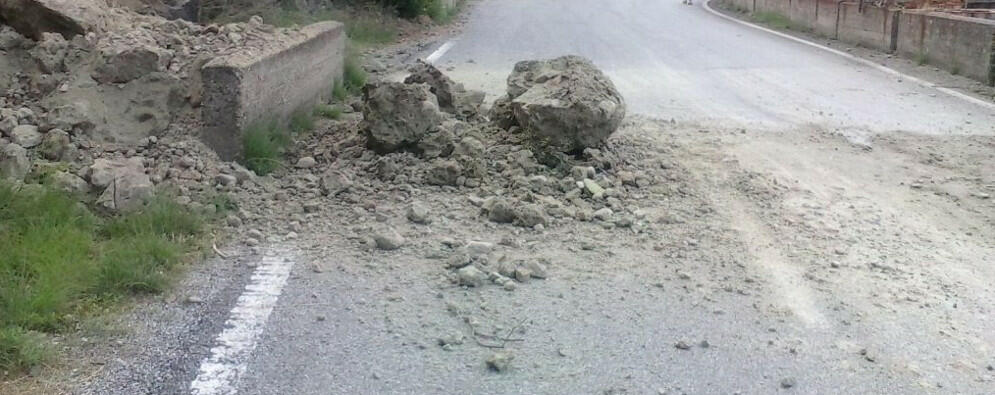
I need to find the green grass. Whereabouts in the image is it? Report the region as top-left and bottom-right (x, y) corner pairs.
(331, 80), (349, 102)
(427, 1), (457, 24)
(343, 48), (368, 95)
(289, 110), (315, 135)
(240, 121), (290, 176)
(347, 15), (398, 46)
(752, 11), (800, 31)
(314, 104), (343, 120)
(0, 184), (204, 374)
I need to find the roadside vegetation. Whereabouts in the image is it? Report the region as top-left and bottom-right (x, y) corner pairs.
(751, 11), (807, 32)
(0, 184), (214, 375)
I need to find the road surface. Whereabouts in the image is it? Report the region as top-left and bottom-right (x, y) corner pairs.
(77, 1), (995, 394)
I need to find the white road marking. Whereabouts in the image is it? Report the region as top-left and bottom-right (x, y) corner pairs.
(702, 0), (995, 111)
(425, 41), (455, 64)
(190, 249), (296, 395)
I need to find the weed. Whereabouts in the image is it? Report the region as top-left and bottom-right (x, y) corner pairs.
(0, 327), (48, 375)
(951, 64), (961, 75)
(289, 110), (315, 134)
(240, 121), (289, 176)
(343, 49), (368, 95)
(314, 104), (343, 120)
(332, 80), (349, 102)
(916, 52), (929, 66)
(347, 15), (398, 45)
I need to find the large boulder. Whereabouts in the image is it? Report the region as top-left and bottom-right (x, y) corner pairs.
(0, 0), (111, 40)
(499, 56), (625, 153)
(92, 43), (173, 84)
(404, 60), (485, 120)
(361, 82), (445, 154)
(89, 157), (154, 211)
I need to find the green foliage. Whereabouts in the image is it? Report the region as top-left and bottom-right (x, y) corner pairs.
(0, 184), (204, 374)
(343, 50), (368, 94)
(0, 327), (48, 375)
(289, 110), (315, 134)
(241, 121), (290, 176)
(314, 104), (343, 120)
(331, 80), (349, 102)
(752, 11), (801, 31)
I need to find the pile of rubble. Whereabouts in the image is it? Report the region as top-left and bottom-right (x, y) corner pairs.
(0, 0), (327, 213)
(287, 55), (654, 290)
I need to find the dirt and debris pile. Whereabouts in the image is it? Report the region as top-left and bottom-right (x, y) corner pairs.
(490, 55), (626, 153)
(0, 0), (112, 40)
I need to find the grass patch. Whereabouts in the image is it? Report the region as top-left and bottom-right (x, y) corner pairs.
(427, 0), (457, 24)
(752, 11), (798, 31)
(289, 110), (315, 135)
(240, 121), (290, 176)
(343, 49), (368, 95)
(314, 104), (343, 120)
(347, 15), (398, 46)
(0, 184), (204, 375)
(331, 79), (349, 102)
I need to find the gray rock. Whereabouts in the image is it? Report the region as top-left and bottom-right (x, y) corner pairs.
(215, 174), (237, 187)
(453, 136), (485, 157)
(594, 207), (614, 221)
(486, 352), (514, 372)
(404, 60), (485, 120)
(457, 265), (486, 287)
(247, 229), (264, 240)
(373, 228), (405, 251)
(89, 157), (146, 189)
(514, 204), (547, 227)
(0, 114), (17, 136)
(362, 82), (444, 154)
(0, 144), (30, 181)
(406, 202), (432, 224)
(320, 170), (353, 196)
(231, 163), (255, 183)
(28, 32), (68, 73)
(50, 171), (89, 194)
(506, 56), (625, 152)
(11, 125), (42, 148)
(465, 241), (495, 257)
(96, 166), (154, 211)
(780, 377), (797, 389)
(295, 156), (317, 169)
(488, 199), (517, 224)
(425, 159), (461, 186)
(583, 178), (605, 198)
(39, 128), (72, 160)
(0, 0), (107, 40)
(44, 102), (95, 133)
(488, 95), (516, 129)
(93, 44), (172, 84)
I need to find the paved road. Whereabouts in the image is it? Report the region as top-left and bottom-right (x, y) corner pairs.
(131, 1), (995, 394)
(438, 0), (995, 135)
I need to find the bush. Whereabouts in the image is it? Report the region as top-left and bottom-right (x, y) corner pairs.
(314, 104), (343, 120)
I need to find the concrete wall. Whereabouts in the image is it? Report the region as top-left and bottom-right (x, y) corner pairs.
(718, 0), (995, 85)
(897, 11), (995, 85)
(201, 21), (345, 160)
(836, 3), (897, 51)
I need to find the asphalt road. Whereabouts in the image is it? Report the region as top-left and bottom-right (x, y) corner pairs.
(141, 1), (995, 394)
(438, 0), (995, 135)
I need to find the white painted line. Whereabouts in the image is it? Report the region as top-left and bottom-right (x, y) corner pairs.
(190, 249), (296, 395)
(701, 0), (995, 111)
(425, 40), (455, 64)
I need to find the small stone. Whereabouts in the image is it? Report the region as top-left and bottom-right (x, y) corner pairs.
(699, 340), (710, 348)
(583, 178), (605, 198)
(373, 228), (405, 250)
(10, 125), (42, 148)
(674, 341), (692, 350)
(457, 265), (486, 287)
(593, 207), (614, 221)
(303, 201), (321, 213)
(514, 267), (533, 283)
(215, 174), (237, 187)
(488, 199), (517, 223)
(226, 215), (243, 227)
(780, 377), (796, 389)
(296, 156), (317, 169)
(465, 241), (495, 257)
(406, 202), (432, 224)
(247, 229), (264, 240)
(425, 159), (461, 186)
(486, 352), (513, 372)
(245, 237), (260, 246)
(185, 296), (204, 304)
(437, 333), (465, 347)
(39, 129), (72, 160)
(503, 281), (517, 291)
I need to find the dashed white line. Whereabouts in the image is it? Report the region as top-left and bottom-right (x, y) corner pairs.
(425, 40), (455, 64)
(701, 0), (995, 111)
(190, 248), (296, 395)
